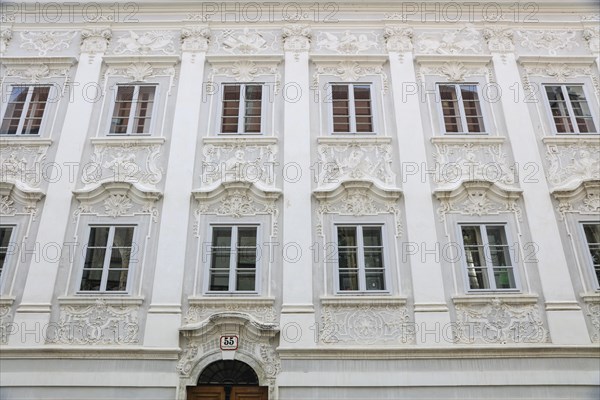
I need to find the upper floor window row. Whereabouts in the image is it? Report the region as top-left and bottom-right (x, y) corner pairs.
(543, 85), (596, 134)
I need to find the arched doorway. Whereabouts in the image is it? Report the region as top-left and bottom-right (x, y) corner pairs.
(187, 360), (268, 400)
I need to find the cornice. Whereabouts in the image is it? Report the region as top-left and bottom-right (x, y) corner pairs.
(518, 55), (597, 65)
(0, 347), (180, 360)
(430, 135), (506, 145)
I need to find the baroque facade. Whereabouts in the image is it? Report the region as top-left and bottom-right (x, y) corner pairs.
(0, 1), (599, 399)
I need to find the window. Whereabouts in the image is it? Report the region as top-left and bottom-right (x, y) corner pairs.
(336, 225), (386, 292)
(221, 84), (263, 134)
(110, 85), (156, 134)
(1, 86), (51, 135)
(460, 224), (516, 290)
(438, 84), (485, 133)
(544, 85), (596, 134)
(330, 84), (374, 134)
(80, 226), (135, 292)
(583, 223), (600, 287)
(0, 226), (14, 277)
(208, 226), (258, 292)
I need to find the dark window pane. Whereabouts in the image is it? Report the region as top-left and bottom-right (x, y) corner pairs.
(339, 270), (359, 291)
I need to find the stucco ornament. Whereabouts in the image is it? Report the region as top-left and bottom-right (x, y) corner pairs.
(416, 26), (483, 54)
(316, 31), (380, 54)
(0, 304), (13, 344)
(181, 26), (211, 52)
(281, 24), (311, 52)
(545, 143), (600, 190)
(0, 26), (12, 53)
(218, 28), (271, 54)
(586, 302), (600, 343)
(454, 298), (549, 344)
(80, 27), (112, 53)
(517, 30), (579, 56)
(47, 299), (139, 345)
(483, 27), (515, 53)
(383, 26), (413, 52)
(1, 143), (51, 190)
(583, 27), (599, 53)
(113, 31), (176, 54)
(20, 31), (76, 55)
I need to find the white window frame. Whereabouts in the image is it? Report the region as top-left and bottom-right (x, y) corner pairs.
(436, 83), (487, 135)
(333, 224), (389, 294)
(458, 223), (520, 292)
(328, 83), (376, 135)
(108, 84), (158, 135)
(77, 225), (136, 294)
(205, 224), (261, 294)
(580, 222), (600, 290)
(219, 83), (265, 135)
(542, 84), (598, 135)
(0, 85), (52, 136)
(0, 225), (15, 282)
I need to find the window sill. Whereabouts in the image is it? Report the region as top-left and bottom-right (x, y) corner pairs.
(430, 135), (505, 145)
(188, 296), (275, 307)
(581, 292), (600, 304)
(58, 295), (144, 306)
(452, 293), (538, 306)
(204, 136), (277, 145)
(321, 295), (406, 307)
(318, 136), (391, 144)
(542, 135), (600, 145)
(91, 136), (166, 145)
(0, 137), (52, 146)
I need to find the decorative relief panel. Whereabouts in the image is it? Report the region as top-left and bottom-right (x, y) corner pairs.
(194, 182), (280, 237)
(3, 59), (73, 84)
(431, 140), (516, 189)
(585, 299), (600, 343)
(1, 25), (13, 53)
(552, 180), (600, 219)
(1, 140), (51, 191)
(73, 182), (161, 223)
(454, 298), (549, 344)
(111, 31), (176, 55)
(583, 27), (599, 53)
(434, 181), (522, 222)
(414, 26), (484, 54)
(319, 302), (415, 345)
(315, 31), (381, 54)
(46, 299), (140, 345)
(516, 30), (579, 56)
(200, 139), (278, 191)
(212, 29), (279, 54)
(208, 61), (281, 93)
(19, 31), (77, 56)
(184, 300), (277, 325)
(80, 27), (112, 54)
(417, 61), (491, 82)
(312, 60), (389, 93)
(80, 139), (165, 192)
(314, 181), (403, 237)
(545, 142), (600, 191)
(281, 24), (311, 52)
(315, 139), (396, 190)
(106, 60), (177, 83)
(0, 302), (13, 345)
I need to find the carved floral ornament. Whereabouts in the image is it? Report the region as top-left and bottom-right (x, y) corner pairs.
(516, 30), (579, 56)
(112, 30), (176, 55)
(434, 180), (523, 222)
(0, 182), (44, 218)
(105, 60), (177, 83)
(544, 141), (600, 191)
(3, 59), (73, 84)
(316, 30), (381, 54)
(281, 24), (311, 52)
(483, 27), (514, 53)
(312, 60), (389, 93)
(193, 182), (281, 237)
(80, 27), (112, 53)
(417, 60), (491, 83)
(552, 180), (600, 219)
(181, 25), (211, 52)
(177, 313), (279, 400)
(415, 26), (483, 55)
(314, 181), (403, 237)
(20, 31), (77, 56)
(72, 182), (161, 223)
(583, 27), (600, 53)
(46, 299), (140, 345)
(0, 26), (12, 53)
(208, 60), (281, 93)
(383, 26), (414, 52)
(453, 297), (549, 344)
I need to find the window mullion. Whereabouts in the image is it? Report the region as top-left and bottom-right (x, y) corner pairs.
(100, 227), (116, 292)
(357, 226), (366, 291)
(230, 227), (238, 292)
(126, 86), (140, 135)
(238, 85), (246, 134)
(562, 85), (579, 134)
(456, 85), (469, 134)
(480, 225), (496, 290)
(349, 85), (357, 133)
(16, 86), (34, 135)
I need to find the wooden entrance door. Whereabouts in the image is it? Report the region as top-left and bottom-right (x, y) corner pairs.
(187, 386), (267, 400)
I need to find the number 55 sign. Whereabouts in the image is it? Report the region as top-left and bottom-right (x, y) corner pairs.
(220, 335), (239, 351)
